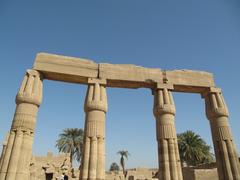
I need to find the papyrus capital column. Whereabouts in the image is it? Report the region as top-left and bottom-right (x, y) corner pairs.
(0, 70), (43, 180)
(203, 87), (240, 180)
(81, 78), (107, 180)
(153, 83), (182, 180)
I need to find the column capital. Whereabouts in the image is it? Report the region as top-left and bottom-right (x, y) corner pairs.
(153, 87), (176, 116)
(84, 83), (108, 112)
(203, 87), (229, 119)
(16, 69), (43, 106)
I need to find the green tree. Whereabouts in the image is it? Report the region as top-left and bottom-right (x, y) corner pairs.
(117, 150), (130, 177)
(110, 162), (120, 172)
(56, 128), (84, 166)
(177, 130), (214, 166)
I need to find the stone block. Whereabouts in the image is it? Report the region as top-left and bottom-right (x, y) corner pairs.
(166, 70), (215, 93)
(33, 53), (98, 84)
(32, 53), (215, 93)
(99, 63), (163, 88)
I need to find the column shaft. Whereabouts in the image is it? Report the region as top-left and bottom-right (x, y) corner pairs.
(89, 137), (98, 179)
(204, 89), (240, 180)
(0, 132), (15, 180)
(153, 86), (183, 180)
(162, 139), (170, 180)
(81, 137), (90, 180)
(97, 137), (105, 180)
(0, 70), (42, 180)
(174, 139), (183, 180)
(16, 131), (33, 179)
(169, 139), (178, 180)
(5, 130), (23, 180)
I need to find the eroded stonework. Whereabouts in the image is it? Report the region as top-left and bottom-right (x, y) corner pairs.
(30, 152), (74, 180)
(0, 53), (239, 180)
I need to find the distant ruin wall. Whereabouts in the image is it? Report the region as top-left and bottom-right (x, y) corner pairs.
(182, 167), (218, 180)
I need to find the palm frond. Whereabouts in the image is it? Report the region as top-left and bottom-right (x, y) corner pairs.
(56, 128), (84, 166)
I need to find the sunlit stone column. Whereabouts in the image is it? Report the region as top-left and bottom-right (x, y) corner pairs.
(0, 70), (43, 180)
(203, 87), (240, 180)
(153, 84), (183, 180)
(80, 78), (107, 180)
(0, 133), (9, 169)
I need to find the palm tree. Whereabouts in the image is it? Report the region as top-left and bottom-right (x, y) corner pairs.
(117, 150), (130, 177)
(177, 130), (214, 166)
(56, 128), (84, 166)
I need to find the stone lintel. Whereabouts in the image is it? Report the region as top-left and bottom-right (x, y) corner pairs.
(33, 53), (98, 84)
(33, 53), (216, 93)
(99, 63), (163, 89)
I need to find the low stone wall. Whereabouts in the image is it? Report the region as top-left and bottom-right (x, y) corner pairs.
(194, 169), (218, 180)
(106, 167), (158, 180)
(30, 152), (78, 180)
(182, 165), (218, 180)
(29, 151), (220, 180)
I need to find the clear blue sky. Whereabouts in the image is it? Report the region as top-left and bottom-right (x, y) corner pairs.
(0, 0), (240, 169)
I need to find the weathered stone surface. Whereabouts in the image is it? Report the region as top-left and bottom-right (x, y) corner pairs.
(33, 53), (98, 84)
(153, 87), (183, 180)
(166, 70), (215, 93)
(182, 166), (218, 180)
(30, 152), (73, 180)
(0, 133), (9, 170)
(204, 90), (240, 180)
(81, 79), (107, 180)
(0, 70), (43, 180)
(2, 52), (239, 180)
(33, 53), (215, 92)
(99, 63), (163, 88)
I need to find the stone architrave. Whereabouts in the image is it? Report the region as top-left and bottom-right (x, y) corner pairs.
(153, 83), (183, 180)
(80, 78), (108, 180)
(204, 87), (240, 180)
(0, 70), (43, 180)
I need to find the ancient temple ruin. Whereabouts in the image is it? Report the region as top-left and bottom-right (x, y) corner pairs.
(0, 53), (239, 180)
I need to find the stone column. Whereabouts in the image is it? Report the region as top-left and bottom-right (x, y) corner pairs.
(203, 87), (240, 180)
(0, 70), (43, 180)
(0, 133), (9, 169)
(80, 78), (107, 180)
(153, 84), (183, 180)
